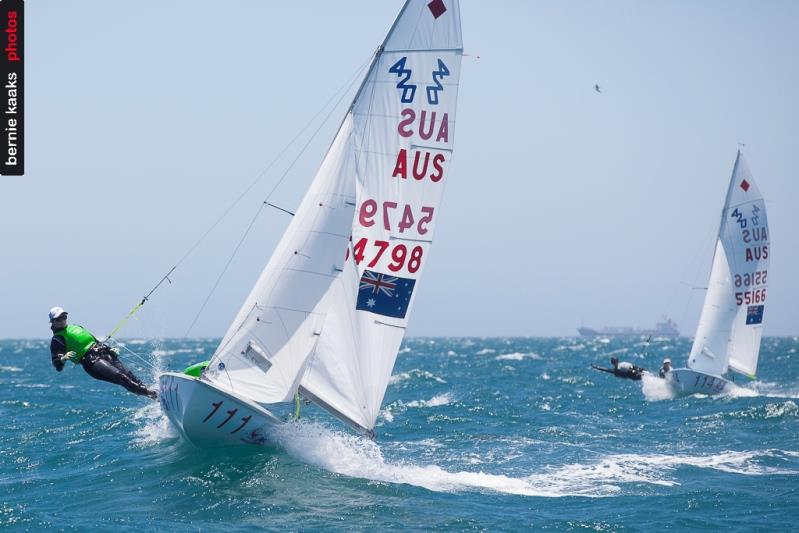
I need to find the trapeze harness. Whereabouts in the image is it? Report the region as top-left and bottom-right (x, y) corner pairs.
(53, 325), (156, 399)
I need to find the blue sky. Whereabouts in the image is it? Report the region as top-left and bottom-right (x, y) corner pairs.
(3, 1), (797, 338)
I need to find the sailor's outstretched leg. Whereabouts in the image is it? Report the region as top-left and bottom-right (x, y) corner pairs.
(81, 352), (157, 399)
(99, 346), (150, 388)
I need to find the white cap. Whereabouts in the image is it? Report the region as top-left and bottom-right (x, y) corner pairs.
(48, 306), (67, 322)
(663, 358), (672, 364)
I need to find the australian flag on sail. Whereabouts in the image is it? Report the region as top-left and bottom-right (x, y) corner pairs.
(746, 305), (764, 325)
(356, 269), (416, 319)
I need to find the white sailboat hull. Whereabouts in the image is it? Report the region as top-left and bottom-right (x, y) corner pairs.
(665, 368), (736, 397)
(158, 372), (284, 447)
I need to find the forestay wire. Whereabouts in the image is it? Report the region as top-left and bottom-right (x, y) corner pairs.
(106, 54), (373, 347)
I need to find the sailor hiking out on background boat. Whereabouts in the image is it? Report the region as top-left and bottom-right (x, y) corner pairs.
(591, 357), (646, 381)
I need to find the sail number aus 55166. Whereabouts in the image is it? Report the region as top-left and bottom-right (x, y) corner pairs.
(735, 289), (766, 306)
(734, 270), (767, 288)
(346, 238), (423, 274)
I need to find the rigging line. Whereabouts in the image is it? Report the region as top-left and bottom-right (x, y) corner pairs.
(107, 339), (158, 372)
(183, 202), (268, 338)
(265, 202), (295, 216)
(105, 267), (176, 340)
(177, 54), (373, 270)
(106, 55), (373, 343)
(185, 69), (365, 340)
(261, 65), (363, 204)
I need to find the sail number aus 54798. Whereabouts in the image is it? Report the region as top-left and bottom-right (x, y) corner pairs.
(359, 199), (434, 235)
(346, 238), (423, 274)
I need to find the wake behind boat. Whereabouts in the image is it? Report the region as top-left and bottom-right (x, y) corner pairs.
(159, 0), (464, 447)
(665, 151), (769, 397)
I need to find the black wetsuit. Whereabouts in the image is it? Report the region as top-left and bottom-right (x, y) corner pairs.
(591, 364), (646, 381)
(50, 336), (156, 399)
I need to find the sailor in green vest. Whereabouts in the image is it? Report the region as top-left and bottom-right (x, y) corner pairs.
(48, 307), (157, 399)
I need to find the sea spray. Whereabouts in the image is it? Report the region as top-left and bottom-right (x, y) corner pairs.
(132, 339), (178, 446)
(641, 373), (676, 401)
(270, 420), (797, 497)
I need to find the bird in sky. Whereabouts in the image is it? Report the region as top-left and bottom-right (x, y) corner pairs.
(594, 84), (601, 93)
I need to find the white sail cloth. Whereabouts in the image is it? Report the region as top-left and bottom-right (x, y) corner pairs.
(688, 152), (769, 378)
(299, 0), (463, 432)
(205, 0), (464, 433)
(204, 117), (357, 403)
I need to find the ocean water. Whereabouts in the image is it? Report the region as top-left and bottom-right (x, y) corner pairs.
(1, 336), (798, 531)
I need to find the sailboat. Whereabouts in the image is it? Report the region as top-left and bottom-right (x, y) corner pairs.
(158, 0), (463, 446)
(666, 151), (769, 396)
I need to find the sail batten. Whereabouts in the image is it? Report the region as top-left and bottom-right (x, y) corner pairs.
(688, 151), (769, 378)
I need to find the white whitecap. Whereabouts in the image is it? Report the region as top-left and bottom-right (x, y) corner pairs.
(389, 369), (446, 385)
(273, 422), (799, 498)
(495, 352), (541, 361)
(405, 393), (453, 408)
(641, 373), (676, 401)
(130, 345), (178, 447)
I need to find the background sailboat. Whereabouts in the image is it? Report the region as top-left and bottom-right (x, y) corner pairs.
(159, 0), (463, 446)
(666, 151), (769, 396)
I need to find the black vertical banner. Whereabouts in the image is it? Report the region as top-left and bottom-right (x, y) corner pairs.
(0, 0), (22, 175)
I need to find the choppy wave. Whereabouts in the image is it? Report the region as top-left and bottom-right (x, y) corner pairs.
(380, 393), (454, 422)
(131, 343), (176, 447)
(131, 401), (177, 447)
(641, 373), (676, 401)
(495, 352), (541, 361)
(6, 336), (799, 530)
(274, 422), (798, 497)
(747, 381), (799, 399)
(389, 368), (446, 385)
(693, 401), (799, 422)
(404, 393), (453, 408)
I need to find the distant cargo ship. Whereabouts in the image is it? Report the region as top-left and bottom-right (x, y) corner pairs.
(578, 317), (679, 338)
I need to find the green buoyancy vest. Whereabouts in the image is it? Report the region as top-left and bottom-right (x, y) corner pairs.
(54, 325), (96, 362)
(183, 361), (209, 378)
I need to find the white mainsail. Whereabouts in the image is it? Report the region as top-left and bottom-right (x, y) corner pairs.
(204, 116), (357, 404)
(688, 152), (769, 378)
(205, 0), (463, 434)
(300, 0), (463, 433)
